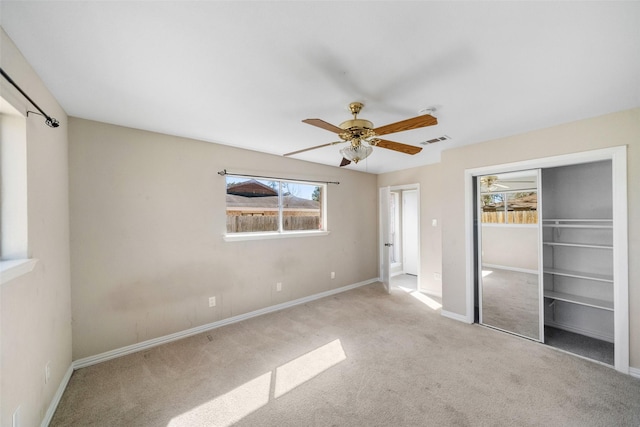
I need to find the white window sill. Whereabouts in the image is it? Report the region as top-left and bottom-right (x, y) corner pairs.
(224, 230), (330, 242)
(0, 258), (38, 285)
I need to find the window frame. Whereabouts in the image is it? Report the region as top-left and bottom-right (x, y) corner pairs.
(0, 96), (37, 285)
(223, 174), (329, 242)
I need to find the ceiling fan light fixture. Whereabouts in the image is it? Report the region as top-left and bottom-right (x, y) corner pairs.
(293, 101), (438, 165)
(340, 143), (372, 164)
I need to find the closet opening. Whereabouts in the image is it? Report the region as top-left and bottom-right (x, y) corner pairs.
(541, 161), (614, 365)
(465, 146), (628, 373)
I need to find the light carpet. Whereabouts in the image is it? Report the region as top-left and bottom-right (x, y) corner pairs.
(50, 282), (640, 426)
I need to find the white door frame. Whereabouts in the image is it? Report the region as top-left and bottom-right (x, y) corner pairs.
(464, 146), (628, 373)
(379, 186), (391, 293)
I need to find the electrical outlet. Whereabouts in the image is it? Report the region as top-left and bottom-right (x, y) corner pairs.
(434, 272), (441, 281)
(208, 296), (216, 307)
(45, 362), (51, 384)
(276, 282), (282, 292)
(331, 272), (335, 279)
(432, 219), (438, 227)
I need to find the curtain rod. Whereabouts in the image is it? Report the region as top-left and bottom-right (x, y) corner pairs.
(0, 67), (60, 128)
(218, 169), (339, 185)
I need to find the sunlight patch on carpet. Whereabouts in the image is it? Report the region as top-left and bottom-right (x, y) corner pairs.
(168, 371), (271, 427)
(398, 286), (442, 310)
(168, 339), (346, 426)
(409, 291), (442, 310)
(275, 339), (346, 398)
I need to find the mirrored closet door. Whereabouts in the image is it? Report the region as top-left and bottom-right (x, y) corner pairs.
(477, 170), (543, 341)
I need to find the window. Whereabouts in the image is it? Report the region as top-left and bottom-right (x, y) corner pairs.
(480, 191), (538, 224)
(225, 175), (326, 237)
(1, 96), (35, 284)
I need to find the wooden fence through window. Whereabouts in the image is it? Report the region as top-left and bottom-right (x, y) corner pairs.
(227, 215), (321, 233)
(481, 211), (538, 224)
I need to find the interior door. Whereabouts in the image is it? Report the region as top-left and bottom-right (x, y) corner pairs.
(380, 186), (392, 293)
(478, 169), (543, 341)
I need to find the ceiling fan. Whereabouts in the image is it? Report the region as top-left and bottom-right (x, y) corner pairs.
(284, 102), (438, 167)
(480, 176), (510, 191)
(480, 175), (537, 192)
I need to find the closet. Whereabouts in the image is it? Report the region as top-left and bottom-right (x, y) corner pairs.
(475, 154), (625, 369)
(541, 161), (614, 364)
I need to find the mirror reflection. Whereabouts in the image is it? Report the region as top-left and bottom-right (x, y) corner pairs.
(479, 171), (541, 341)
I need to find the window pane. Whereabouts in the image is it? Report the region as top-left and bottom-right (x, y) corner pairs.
(226, 177), (280, 233)
(507, 192), (538, 224)
(282, 182), (323, 231)
(1, 104), (28, 259)
(481, 193), (506, 224)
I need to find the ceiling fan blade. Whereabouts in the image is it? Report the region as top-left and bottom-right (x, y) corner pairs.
(283, 142), (335, 157)
(374, 139), (422, 155)
(302, 118), (344, 134)
(373, 114), (438, 136)
(340, 157), (351, 167)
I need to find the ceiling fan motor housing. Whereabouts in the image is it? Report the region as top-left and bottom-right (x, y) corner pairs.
(340, 118), (374, 132)
(339, 101), (375, 140)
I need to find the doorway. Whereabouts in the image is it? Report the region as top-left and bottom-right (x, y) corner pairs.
(403, 190), (419, 277)
(380, 185), (420, 292)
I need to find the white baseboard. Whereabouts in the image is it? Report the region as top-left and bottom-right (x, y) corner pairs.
(41, 364), (73, 427)
(73, 278), (379, 370)
(629, 367), (640, 379)
(441, 309), (471, 323)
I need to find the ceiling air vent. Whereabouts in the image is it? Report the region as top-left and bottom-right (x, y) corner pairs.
(420, 135), (451, 145)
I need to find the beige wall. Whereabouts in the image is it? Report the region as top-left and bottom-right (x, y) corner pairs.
(68, 118), (379, 359)
(378, 163), (443, 296)
(1, 28), (72, 426)
(438, 108), (640, 367)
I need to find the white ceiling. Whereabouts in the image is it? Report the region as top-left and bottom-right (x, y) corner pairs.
(2, 1), (639, 174)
